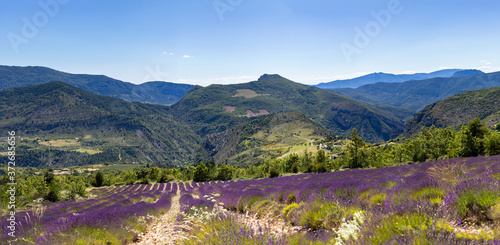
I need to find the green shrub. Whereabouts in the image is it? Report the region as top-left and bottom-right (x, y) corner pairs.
(269, 167), (280, 178)
(282, 203), (303, 225)
(237, 199), (245, 213)
(362, 213), (432, 245)
(246, 196), (262, 210)
(193, 163), (210, 182)
(159, 174), (175, 183)
(251, 200), (271, 218)
(277, 191), (286, 203)
(45, 182), (60, 202)
(369, 193), (387, 207)
(298, 202), (351, 230)
(488, 202), (500, 221)
(383, 181), (398, 189)
(455, 189), (500, 220)
(286, 193), (296, 204)
(412, 187), (444, 204)
(216, 164), (233, 181)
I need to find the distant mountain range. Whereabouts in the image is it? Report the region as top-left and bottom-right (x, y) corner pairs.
(0, 82), (200, 167)
(0, 74), (416, 167)
(315, 69), (476, 89)
(4, 65), (497, 167)
(169, 74), (409, 143)
(327, 70), (499, 111)
(0, 65), (194, 105)
(404, 86), (500, 135)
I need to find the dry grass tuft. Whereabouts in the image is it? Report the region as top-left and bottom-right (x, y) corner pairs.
(427, 161), (467, 187)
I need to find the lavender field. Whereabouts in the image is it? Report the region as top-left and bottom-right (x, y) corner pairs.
(3, 156), (500, 244)
(1, 183), (176, 244)
(177, 156), (500, 244)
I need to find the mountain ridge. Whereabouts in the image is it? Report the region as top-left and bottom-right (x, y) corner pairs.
(0, 81), (201, 167)
(0, 65), (195, 105)
(327, 71), (500, 111)
(169, 74), (408, 143)
(315, 69), (465, 89)
(404, 86), (500, 135)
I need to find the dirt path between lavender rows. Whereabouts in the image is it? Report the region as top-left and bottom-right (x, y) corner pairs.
(131, 186), (301, 245)
(131, 188), (190, 245)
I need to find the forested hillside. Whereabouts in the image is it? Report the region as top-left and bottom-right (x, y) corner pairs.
(405, 86), (500, 135)
(169, 74), (409, 142)
(0, 82), (201, 167)
(201, 112), (335, 165)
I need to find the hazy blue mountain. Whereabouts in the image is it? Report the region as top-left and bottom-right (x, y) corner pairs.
(0, 65), (194, 105)
(328, 71), (500, 111)
(315, 69), (464, 89)
(451, 69), (484, 77)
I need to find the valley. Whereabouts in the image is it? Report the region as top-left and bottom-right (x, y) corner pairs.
(2, 1), (499, 244)
(2, 67), (500, 244)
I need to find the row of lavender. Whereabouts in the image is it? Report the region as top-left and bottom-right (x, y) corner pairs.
(212, 156), (500, 214)
(1, 182), (178, 243)
(176, 156), (500, 243)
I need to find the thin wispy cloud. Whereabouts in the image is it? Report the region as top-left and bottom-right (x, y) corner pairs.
(183, 55), (191, 58)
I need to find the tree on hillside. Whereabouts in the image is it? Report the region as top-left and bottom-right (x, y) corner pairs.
(149, 167), (160, 182)
(45, 182), (60, 202)
(458, 118), (489, 157)
(285, 154), (299, 173)
(467, 117), (489, 139)
(193, 163), (210, 182)
(315, 149), (328, 172)
(484, 132), (500, 156)
(404, 126), (458, 162)
(348, 128), (366, 168)
(299, 149), (313, 172)
(44, 170), (55, 185)
(94, 171), (104, 187)
(215, 164), (233, 181)
(316, 149), (327, 164)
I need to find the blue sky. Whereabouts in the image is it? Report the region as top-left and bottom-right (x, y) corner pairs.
(1, 0), (500, 86)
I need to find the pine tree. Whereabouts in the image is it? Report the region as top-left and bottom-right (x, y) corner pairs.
(348, 128), (366, 168)
(94, 171), (104, 187)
